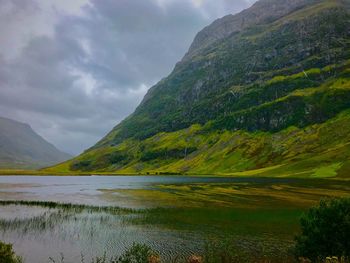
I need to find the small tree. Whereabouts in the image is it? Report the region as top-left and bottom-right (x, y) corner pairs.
(0, 241), (22, 263)
(295, 198), (350, 260)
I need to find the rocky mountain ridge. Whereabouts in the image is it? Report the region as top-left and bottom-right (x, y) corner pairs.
(185, 0), (321, 60)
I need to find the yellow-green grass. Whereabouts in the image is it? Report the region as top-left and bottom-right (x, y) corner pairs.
(43, 107), (350, 178)
(0, 169), (50, 176)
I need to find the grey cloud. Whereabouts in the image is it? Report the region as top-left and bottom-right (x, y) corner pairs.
(0, 0), (255, 155)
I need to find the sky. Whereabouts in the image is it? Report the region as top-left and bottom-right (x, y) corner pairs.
(0, 0), (256, 155)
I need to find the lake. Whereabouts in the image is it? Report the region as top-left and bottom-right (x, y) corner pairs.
(0, 176), (349, 262)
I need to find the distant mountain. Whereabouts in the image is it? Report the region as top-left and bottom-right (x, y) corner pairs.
(0, 117), (71, 169)
(49, 0), (350, 177)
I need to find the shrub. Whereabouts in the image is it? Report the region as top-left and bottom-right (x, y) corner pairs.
(70, 159), (92, 171)
(295, 198), (350, 261)
(0, 241), (22, 263)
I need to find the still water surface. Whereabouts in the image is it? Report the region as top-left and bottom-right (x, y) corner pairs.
(0, 176), (244, 262)
(0, 176), (298, 206)
(0, 176), (216, 262)
(0, 176), (345, 262)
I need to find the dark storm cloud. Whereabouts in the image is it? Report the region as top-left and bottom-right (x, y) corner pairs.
(0, 0), (255, 155)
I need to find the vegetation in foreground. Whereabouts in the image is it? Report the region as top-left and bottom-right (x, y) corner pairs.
(0, 241), (22, 263)
(295, 198), (350, 261)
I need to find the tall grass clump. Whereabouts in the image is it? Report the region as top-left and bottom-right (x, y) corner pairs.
(0, 241), (22, 263)
(295, 198), (350, 261)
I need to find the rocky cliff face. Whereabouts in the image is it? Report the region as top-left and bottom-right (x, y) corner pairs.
(185, 0), (321, 60)
(49, 0), (350, 177)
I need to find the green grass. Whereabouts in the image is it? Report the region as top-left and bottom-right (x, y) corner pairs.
(45, 106), (350, 178)
(312, 163), (342, 178)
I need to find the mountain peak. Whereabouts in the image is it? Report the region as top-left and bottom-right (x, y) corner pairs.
(0, 116), (72, 169)
(184, 0), (321, 60)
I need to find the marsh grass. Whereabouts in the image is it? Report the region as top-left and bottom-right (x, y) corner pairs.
(0, 200), (144, 238)
(2, 199), (300, 237)
(0, 200), (136, 214)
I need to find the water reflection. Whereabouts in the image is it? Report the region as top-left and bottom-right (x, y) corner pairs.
(0, 203), (201, 263)
(1, 176), (349, 263)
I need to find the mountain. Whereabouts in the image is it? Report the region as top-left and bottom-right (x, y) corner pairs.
(49, 0), (350, 177)
(0, 117), (71, 169)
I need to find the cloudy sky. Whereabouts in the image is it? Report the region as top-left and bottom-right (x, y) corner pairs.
(0, 0), (256, 155)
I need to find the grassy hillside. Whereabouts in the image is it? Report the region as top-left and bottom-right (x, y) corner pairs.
(47, 107), (350, 177)
(47, 0), (350, 177)
(93, 0), (349, 145)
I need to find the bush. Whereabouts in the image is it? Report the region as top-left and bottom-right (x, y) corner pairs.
(70, 159), (92, 171)
(295, 198), (350, 261)
(0, 241), (22, 263)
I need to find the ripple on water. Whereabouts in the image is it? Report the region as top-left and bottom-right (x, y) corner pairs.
(0, 204), (203, 263)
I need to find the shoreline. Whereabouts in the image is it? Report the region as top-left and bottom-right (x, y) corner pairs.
(0, 171), (349, 181)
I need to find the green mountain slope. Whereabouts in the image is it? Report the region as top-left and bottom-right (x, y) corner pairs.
(48, 0), (350, 177)
(0, 117), (71, 169)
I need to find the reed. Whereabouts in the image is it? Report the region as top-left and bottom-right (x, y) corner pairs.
(0, 200), (137, 214)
